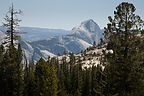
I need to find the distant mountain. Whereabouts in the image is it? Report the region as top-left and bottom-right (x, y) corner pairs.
(0, 26), (70, 42)
(30, 36), (92, 55)
(70, 19), (102, 44)
(23, 19), (103, 61)
(19, 35), (92, 62)
(19, 39), (56, 62)
(0, 19), (104, 62)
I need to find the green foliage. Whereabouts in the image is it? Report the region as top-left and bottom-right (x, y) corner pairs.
(24, 61), (35, 96)
(103, 2), (144, 96)
(0, 44), (106, 96)
(0, 45), (5, 96)
(91, 65), (106, 96)
(1, 2), (144, 96)
(0, 44), (23, 96)
(34, 58), (58, 96)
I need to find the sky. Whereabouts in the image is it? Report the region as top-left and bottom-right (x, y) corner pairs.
(0, 0), (144, 30)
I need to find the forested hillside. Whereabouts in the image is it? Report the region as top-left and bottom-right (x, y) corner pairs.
(0, 2), (144, 96)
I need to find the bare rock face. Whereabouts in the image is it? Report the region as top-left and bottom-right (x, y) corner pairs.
(0, 19), (104, 62)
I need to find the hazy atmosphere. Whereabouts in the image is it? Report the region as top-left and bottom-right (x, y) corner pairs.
(1, 1), (144, 96)
(0, 0), (144, 29)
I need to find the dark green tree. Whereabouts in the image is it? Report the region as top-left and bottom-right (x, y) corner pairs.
(57, 62), (67, 96)
(0, 45), (5, 96)
(0, 4), (24, 95)
(1, 44), (23, 96)
(47, 60), (58, 96)
(57, 66), (67, 96)
(82, 68), (92, 96)
(103, 2), (144, 96)
(91, 65), (106, 96)
(24, 61), (35, 96)
(34, 58), (50, 96)
(35, 58), (58, 96)
(15, 44), (24, 96)
(71, 63), (82, 96)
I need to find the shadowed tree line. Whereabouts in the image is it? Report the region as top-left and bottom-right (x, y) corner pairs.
(0, 2), (144, 96)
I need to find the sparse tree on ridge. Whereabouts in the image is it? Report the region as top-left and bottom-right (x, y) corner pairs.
(3, 3), (22, 46)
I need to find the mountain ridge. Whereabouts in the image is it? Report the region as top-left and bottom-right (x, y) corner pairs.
(0, 26), (70, 42)
(0, 19), (104, 62)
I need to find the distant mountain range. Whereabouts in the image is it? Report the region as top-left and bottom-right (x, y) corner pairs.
(0, 19), (104, 62)
(0, 26), (70, 42)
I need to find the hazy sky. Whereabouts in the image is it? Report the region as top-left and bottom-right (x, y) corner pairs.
(0, 0), (144, 30)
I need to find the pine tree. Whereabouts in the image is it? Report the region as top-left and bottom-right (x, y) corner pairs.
(71, 64), (82, 96)
(91, 65), (106, 96)
(82, 68), (92, 96)
(57, 68), (67, 96)
(61, 56), (72, 94)
(3, 4), (22, 46)
(103, 2), (144, 96)
(93, 41), (96, 47)
(24, 61), (35, 96)
(35, 58), (58, 96)
(47, 59), (58, 96)
(0, 45), (5, 96)
(15, 44), (24, 96)
(1, 5), (24, 95)
(34, 58), (50, 96)
(57, 62), (67, 96)
(1, 44), (23, 96)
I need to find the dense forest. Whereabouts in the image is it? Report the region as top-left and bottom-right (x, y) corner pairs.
(0, 2), (144, 96)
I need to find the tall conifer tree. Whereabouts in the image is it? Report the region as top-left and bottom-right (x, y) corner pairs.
(3, 4), (22, 46)
(103, 2), (144, 96)
(35, 58), (58, 96)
